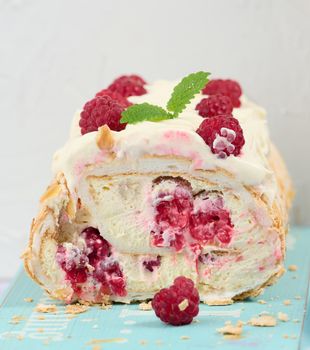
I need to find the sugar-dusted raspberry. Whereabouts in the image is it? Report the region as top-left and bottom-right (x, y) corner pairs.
(79, 95), (126, 135)
(57, 227), (127, 297)
(95, 89), (132, 107)
(108, 75), (147, 97)
(82, 227), (126, 297)
(143, 256), (161, 272)
(202, 79), (242, 107)
(196, 115), (245, 157)
(195, 94), (233, 118)
(190, 194), (233, 245)
(82, 227), (111, 265)
(94, 258), (127, 297)
(151, 177), (193, 252)
(56, 245), (88, 286)
(152, 276), (199, 326)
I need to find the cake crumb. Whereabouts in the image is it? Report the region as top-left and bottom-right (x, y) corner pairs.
(101, 303), (112, 310)
(67, 314), (77, 319)
(43, 339), (50, 346)
(217, 320), (243, 337)
(223, 334), (243, 340)
(288, 265), (298, 271)
(204, 299), (233, 306)
(65, 304), (89, 314)
(140, 339), (148, 345)
(92, 346), (101, 350)
(283, 334), (297, 340)
(86, 338), (127, 345)
(155, 339), (163, 345)
(278, 312), (289, 322)
(295, 295), (302, 300)
(24, 297), (33, 303)
(180, 335), (190, 340)
(293, 319), (300, 323)
(100, 295), (112, 310)
(9, 315), (25, 324)
(257, 299), (267, 304)
(35, 304), (57, 313)
(36, 315), (45, 320)
(248, 315), (277, 327)
(178, 299), (189, 311)
(37, 328), (44, 333)
(16, 334), (24, 341)
(283, 299), (291, 306)
(139, 301), (152, 311)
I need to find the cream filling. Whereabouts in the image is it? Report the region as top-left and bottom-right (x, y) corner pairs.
(30, 168), (282, 303)
(36, 225), (281, 304)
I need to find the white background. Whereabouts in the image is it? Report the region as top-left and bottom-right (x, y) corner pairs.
(0, 0), (309, 280)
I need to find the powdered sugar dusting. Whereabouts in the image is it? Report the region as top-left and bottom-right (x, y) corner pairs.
(213, 128), (236, 159)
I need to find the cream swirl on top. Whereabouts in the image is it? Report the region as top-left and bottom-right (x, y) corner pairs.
(53, 80), (274, 197)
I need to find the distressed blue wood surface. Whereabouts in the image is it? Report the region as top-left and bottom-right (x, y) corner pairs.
(0, 227), (309, 350)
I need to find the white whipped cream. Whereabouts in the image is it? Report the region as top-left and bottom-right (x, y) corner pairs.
(53, 80), (274, 194)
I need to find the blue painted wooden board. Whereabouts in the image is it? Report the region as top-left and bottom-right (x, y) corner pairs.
(0, 227), (309, 350)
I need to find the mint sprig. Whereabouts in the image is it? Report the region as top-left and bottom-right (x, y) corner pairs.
(120, 71), (210, 125)
(167, 71), (210, 116)
(120, 103), (173, 124)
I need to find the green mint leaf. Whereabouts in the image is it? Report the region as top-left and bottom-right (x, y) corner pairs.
(166, 71), (210, 117)
(120, 103), (173, 124)
(120, 71), (210, 125)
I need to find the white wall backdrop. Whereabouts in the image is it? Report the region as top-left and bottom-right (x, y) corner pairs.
(0, 0), (309, 279)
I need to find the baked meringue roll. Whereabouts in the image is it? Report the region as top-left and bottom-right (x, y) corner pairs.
(23, 75), (293, 305)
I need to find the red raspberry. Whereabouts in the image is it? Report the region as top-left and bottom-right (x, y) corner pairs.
(151, 178), (193, 252)
(190, 196), (233, 245)
(143, 256), (161, 272)
(79, 95), (126, 135)
(56, 245), (88, 287)
(94, 258), (127, 297)
(108, 75), (147, 97)
(95, 89), (132, 107)
(57, 226), (127, 297)
(196, 115), (245, 157)
(202, 79), (242, 107)
(152, 276), (199, 326)
(82, 227), (111, 265)
(195, 95), (233, 118)
(82, 227), (126, 297)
